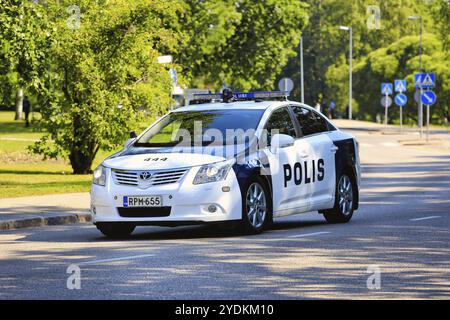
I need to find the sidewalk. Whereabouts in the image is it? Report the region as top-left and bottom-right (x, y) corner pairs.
(0, 193), (91, 230)
(333, 119), (450, 134)
(333, 119), (450, 150)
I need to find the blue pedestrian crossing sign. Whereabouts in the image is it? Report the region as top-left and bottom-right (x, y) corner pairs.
(421, 90), (437, 106)
(414, 73), (436, 88)
(394, 93), (407, 107)
(381, 83), (393, 95)
(394, 80), (407, 93)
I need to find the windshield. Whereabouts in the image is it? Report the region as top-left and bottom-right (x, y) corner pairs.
(134, 109), (264, 147)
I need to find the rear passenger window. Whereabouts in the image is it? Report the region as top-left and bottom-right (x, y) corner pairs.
(265, 107), (297, 144)
(292, 106), (328, 136)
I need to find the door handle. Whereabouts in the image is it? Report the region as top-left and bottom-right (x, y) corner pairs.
(330, 146), (339, 153)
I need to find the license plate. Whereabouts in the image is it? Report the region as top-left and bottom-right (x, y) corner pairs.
(123, 196), (162, 207)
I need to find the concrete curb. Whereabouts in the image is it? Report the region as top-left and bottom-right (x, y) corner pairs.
(0, 212), (91, 231)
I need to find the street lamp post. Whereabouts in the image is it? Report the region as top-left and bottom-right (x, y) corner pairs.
(158, 55), (174, 108)
(299, 37), (305, 104)
(339, 26), (352, 120)
(408, 15), (423, 138)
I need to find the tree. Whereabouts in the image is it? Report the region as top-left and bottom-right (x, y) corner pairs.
(340, 34), (449, 124)
(26, 0), (184, 174)
(279, 0), (419, 108)
(179, 0), (308, 90)
(0, 0), (54, 118)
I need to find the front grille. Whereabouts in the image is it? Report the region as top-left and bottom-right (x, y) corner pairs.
(112, 168), (188, 188)
(117, 207), (171, 218)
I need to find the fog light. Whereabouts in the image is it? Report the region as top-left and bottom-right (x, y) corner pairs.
(208, 205), (217, 213)
(222, 186), (230, 192)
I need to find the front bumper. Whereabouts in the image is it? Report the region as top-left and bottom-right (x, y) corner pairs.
(90, 166), (242, 225)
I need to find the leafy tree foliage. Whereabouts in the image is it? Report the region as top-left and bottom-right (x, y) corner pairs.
(4, 0), (183, 173)
(179, 0), (309, 90)
(0, 0), (55, 116)
(350, 34), (449, 122)
(1, 0), (448, 175)
(279, 0), (450, 122)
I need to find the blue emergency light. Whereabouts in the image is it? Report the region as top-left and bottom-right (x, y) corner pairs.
(191, 90), (289, 104)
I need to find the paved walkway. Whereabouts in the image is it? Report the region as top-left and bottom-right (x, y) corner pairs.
(333, 119), (450, 151)
(0, 193), (90, 230)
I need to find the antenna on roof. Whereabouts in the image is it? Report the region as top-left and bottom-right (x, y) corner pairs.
(222, 88), (234, 103)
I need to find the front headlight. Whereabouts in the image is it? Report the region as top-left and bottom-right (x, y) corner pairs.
(193, 159), (235, 185)
(93, 165), (107, 186)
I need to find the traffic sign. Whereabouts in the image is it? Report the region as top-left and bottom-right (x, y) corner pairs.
(394, 93), (407, 107)
(381, 83), (393, 95)
(421, 90), (437, 106)
(381, 96), (392, 108)
(278, 77), (294, 92)
(414, 73), (436, 88)
(394, 80), (407, 93)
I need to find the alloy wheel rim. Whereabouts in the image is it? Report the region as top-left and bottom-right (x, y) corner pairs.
(246, 183), (267, 229)
(338, 175), (353, 216)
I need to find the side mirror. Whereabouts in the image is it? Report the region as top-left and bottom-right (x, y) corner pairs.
(270, 134), (294, 153)
(130, 131), (138, 138)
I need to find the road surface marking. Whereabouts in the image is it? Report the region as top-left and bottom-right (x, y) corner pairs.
(360, 143), (373, 148)
(78, 253), (155, 266)
(288, 231), (331, 238)
(409, 216), (441, 222)
(381, 142), (399, 147)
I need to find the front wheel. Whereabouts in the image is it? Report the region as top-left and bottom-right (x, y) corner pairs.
(241, 177), (272, 234)
(323, 174), (355, 223)
(96, 223), (135, 238)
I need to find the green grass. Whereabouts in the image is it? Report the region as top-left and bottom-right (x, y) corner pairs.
(0, 111), (118, 198)
(0, 111), (44, 140)
(0, 163), (92, 198)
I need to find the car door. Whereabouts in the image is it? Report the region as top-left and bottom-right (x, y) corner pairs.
(262, 107), (309, 215)
(291, 106), (337, 210)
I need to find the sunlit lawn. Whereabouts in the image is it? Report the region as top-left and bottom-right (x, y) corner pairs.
(0, 111), (119, 198)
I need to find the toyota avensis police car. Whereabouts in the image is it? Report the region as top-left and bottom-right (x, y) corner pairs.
(91, 90), (360, 238)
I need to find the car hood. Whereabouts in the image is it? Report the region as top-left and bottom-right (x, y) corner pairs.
(103, 151), (228, 171)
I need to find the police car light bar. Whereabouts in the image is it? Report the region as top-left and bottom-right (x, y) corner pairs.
(191, 90), (289, 104)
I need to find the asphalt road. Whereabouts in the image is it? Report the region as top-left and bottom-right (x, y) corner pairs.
(1, 122), (450, 299)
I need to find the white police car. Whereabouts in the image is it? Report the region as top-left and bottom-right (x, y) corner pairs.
(91, 90), (360, 238)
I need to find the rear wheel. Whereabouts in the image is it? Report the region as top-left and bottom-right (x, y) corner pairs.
(241, 177), (272, 233)
(323, 173), (355, 223)
(96, 223), (135, 238)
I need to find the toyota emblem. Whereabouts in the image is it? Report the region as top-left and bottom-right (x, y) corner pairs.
(139, 171), (152, 181)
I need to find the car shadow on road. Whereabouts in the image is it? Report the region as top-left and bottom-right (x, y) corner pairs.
(5, 215), (328, 243)
(2, 153), (450, 299)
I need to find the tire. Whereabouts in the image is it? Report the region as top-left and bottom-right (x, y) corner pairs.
(323, 173), (355, 223)
(241, 176), (272, 234)
(96, 223), (135, 238)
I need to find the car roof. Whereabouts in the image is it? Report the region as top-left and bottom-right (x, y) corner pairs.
(172, 100), (288, 112)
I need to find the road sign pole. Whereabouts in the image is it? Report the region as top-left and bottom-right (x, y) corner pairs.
(419, 87), (423, 138)
(419, 17), (423, 140)
(400, 106), (403, 133)
(385, 93), (388, 130)
(426, 104), (430, 143)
